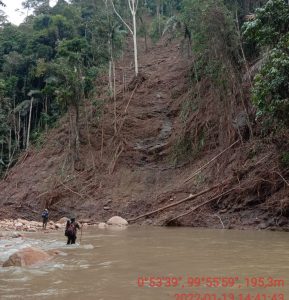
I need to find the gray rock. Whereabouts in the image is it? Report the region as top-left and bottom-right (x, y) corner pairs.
(277, 216), (288, 226)
(258, 222), (268, 230)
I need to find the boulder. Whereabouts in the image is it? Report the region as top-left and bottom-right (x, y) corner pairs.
(277, 216), (288, 226)
(54, 223), (62, 229)
(98, 222), (108, 229)
(30, 221), (42, 227)
(107, 216), (128, 226)
(11, 232), (23, 238)
(17, 219), (29, 225)
(2, 247), (52, 267)
(57, 217), (69, 224)
(15, 222), (23, 229)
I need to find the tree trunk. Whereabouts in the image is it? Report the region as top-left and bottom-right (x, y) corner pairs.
(157, 0), (161, 37)
(109, 59), (113, 93)
(23, 116), (26, 149)
(132, 11), (138, 75)
(111, 0), (139, 75)
(45, 96), (48, 132)
(8, 129), (11, 162)
(113, 61), (117, 134)
(17, 112), (20, 149)
(26, 97), (33, 149)
(69, 105), (80, 164)
(139, 15), (148, 52)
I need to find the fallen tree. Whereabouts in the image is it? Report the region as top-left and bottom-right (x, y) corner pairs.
(164, 187), (237, 225)
(128, 179), (233, 223)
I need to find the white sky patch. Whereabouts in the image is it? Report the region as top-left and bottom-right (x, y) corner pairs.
(2, 0), (58, 26)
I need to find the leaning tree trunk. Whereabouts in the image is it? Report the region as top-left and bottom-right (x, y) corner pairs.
(69, 104), (80, 165)
(26, 97), (33, 149)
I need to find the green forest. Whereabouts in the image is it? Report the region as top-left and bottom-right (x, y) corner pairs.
(1, 0), (287, 175)
(2, 1), (289, 296)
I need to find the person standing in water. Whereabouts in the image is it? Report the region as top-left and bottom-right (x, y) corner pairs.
(41, 209), (49, 229)
(65, 217), (80, 245)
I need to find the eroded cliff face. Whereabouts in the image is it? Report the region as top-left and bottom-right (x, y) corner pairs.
(0, 38), (288, 231)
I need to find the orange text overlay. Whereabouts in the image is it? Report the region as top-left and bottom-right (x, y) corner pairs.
(174, 293), (284, 300)
(137, 276), (285, 289)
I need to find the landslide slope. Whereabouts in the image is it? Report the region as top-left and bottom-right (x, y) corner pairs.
(0, 38), (288, 230)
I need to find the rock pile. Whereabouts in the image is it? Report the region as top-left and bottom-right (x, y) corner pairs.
(0, 216), (127, 233)
(0, 218), (66, 233)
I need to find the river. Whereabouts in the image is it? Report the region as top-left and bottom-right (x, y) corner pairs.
(0, 227), (289, 300)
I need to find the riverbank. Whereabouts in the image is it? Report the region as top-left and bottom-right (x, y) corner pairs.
(0, 218), (69, 235)
(0, 216), (128, 238)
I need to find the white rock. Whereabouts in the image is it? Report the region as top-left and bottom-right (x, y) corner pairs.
(18, 219), (28, 225)
(57, 217), (69, 224)
(107, 216), (128, 226)
(98, 222), (108, 229)
(30, 221), (41, 227)
(55, 223), (62, 229)
(12, 232), (22, 238)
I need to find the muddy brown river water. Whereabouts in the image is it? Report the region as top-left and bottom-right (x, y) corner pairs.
(0, 227), (289, 300)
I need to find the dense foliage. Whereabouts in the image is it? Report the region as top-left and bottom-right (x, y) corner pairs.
(243, 0), (289, 125)
(0, 0), (127, 174)
(0, 0), (287, 174)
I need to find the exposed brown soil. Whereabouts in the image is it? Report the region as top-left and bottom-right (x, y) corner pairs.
(0, 37), (289, 231)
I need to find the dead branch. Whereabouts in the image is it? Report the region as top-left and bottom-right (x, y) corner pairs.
(167, 187), (237, 223)
(273, 171), (289, 187)
(183, 140), (239, 184)
(115, 83), (139, 136)
(254, 153), (271, 166)
(59, 181), (85, 200)
(214, 213), (225, 229)
(36, 191), (50, 199)
(128, 180), (231, 223)
(109, 143), (124, 174)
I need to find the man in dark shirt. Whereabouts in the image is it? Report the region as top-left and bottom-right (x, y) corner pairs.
(65, 217), (80, 245)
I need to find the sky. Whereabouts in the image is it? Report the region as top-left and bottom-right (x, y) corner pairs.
(2, 0), (58, 25)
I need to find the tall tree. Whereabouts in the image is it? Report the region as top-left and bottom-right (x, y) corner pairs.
(111, 0), (139, 75)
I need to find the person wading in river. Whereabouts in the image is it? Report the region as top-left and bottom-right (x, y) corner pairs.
(41, 209), (49, 229)
(65, 217), (80, 245)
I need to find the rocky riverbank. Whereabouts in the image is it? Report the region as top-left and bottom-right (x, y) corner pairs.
(0, 216), (128, 238)
(0, 215), (128, 268)
(0, 217), (70, 235)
